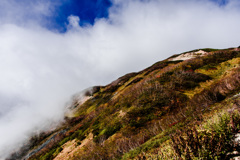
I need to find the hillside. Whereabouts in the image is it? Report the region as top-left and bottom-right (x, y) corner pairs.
(8, 46), (240, 160)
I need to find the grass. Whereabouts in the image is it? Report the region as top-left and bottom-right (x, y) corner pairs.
(132, 95), (240, 159)
(26, 49), (240, 160)
(121, 122), (185, 159)
(184, 57), (240, 98)
(171, 111), (240, 159)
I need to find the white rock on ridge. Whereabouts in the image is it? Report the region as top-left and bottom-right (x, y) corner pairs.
(169, 50), (207, 61)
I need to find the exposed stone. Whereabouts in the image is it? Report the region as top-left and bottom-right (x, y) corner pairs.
(169, 50), (207, 61)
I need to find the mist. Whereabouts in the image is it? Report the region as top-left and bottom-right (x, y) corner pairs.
(1, 0), (240, 158)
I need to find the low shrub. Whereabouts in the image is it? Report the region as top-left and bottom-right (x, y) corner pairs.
(171, 112), (240, 159)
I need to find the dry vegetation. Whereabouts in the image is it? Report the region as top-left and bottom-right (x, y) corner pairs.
(9, 47), (240, 160)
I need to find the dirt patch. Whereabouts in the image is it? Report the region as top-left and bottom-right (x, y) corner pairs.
(54, 140), (77, 160)
(54, 133), (93, 160)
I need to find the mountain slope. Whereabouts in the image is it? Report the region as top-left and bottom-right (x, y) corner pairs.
(9, 46), (240, 160)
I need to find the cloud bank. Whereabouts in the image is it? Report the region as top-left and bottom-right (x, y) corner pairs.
(1, 0), (240, 158)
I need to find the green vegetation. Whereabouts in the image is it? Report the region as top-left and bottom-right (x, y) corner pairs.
(13, 47), (240, 160)
(201, 48), (220, 52)
(172, 112), (240, 159)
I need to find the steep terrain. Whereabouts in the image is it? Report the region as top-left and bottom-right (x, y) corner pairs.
(8, 46), (240, 160)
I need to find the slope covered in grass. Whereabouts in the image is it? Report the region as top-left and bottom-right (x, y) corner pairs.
(9, 47), (240, 160)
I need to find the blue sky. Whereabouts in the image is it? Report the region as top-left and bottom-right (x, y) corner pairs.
(47, 0), (228, 32)
(52, 0), (112, 32)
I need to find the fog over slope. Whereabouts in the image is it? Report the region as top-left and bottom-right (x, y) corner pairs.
(0, 0), (240, 158)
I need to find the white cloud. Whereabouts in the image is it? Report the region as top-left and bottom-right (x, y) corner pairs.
(0, 0), (57, 27)
(0, 0), (240, 158)
(67, 15), (80, 29)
